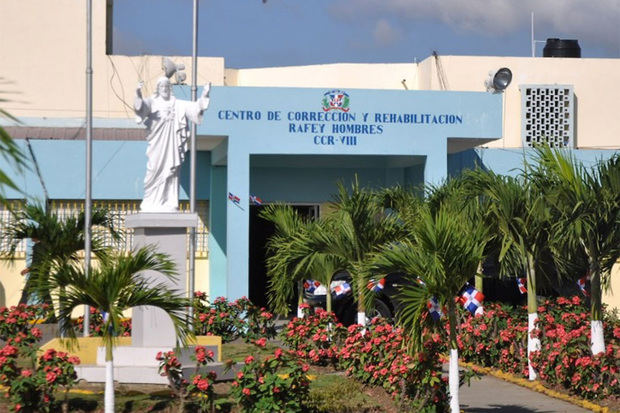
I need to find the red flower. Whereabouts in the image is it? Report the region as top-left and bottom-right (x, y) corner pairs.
(242, 387), (251, 396)
(45, 372), (57, 384)
(244, 355), (254, 364)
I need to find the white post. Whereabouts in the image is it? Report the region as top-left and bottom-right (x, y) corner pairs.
(531, 12), (535, 57)
(83, 0), (93, 337)
(449, 348), (459, 413)
(187, 0), (199, 330)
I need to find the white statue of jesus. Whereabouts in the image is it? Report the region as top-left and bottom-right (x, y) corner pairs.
(134, 77), (211, 212)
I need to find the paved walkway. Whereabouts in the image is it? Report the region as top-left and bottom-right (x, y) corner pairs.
(460, 375), (592, 412)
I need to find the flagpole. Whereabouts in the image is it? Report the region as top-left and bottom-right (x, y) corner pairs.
(188, 0), (198, 329)
(83, 0), (93, 337)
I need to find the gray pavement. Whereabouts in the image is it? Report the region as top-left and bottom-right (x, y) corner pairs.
(460, 375), (592, 413)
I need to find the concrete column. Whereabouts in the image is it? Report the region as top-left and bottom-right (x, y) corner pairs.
(226, 145), (250, 300)
(208, 165), (228, 299)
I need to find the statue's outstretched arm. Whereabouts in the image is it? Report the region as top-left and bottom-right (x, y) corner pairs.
(198, 82), (211, 111)
(134, 81), (151, 119)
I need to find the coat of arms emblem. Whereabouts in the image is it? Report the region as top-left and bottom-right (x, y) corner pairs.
(322, 90), (350, 112)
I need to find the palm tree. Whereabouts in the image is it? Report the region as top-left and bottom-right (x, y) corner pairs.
(1, 203), (117, 310)
(532, 147), (620, 354)
(261, 179), (403, 324)
(373, 195), (488, 413)
(0, 106), (27, 200)
(51, 246), (193, 413)
(463, 168), (554, 380)
(311, 179), (404, 325)
(260, 204), (342, 316)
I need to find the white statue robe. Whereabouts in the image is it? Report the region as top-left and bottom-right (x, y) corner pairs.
(135, 95), (206, 212)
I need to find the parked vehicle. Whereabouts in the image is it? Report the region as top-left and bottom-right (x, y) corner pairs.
(302, 271), (408, 325)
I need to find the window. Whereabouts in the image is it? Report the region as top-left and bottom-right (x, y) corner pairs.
(520, 85), (574, 148)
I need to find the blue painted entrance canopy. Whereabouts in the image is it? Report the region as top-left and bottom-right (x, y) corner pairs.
(192, 86), (503, 300)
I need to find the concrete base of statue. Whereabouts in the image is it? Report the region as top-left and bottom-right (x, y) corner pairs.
(74, 212), (211, 384)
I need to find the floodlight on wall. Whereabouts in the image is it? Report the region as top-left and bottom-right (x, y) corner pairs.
(162, 57), (187, 84)
(485, 67), (512, 93)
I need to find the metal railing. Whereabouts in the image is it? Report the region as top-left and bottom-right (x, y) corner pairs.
(1, 200), (209, 256)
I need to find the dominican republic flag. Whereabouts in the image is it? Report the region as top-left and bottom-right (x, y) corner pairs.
(367, 278), (385, 292)
(577, 273), (590, 296)
(331, 281), (352, 297)
(427, 297), (442, 321)
(303, 279), (321, 294)
(250, 195), (263, 205)
(228, 192), (240, 204)
(460, 286), (485, 315)
(516, 277), (527, 294)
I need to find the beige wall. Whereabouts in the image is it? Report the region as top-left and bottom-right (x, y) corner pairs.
(414, 55), (620, 150)
(603, 263), (620, 312)
(0, 0), (224, 119)
(0, 258), (27, 307)
(227, 63), (417, 91)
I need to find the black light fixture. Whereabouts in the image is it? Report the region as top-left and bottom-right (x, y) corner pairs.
(485, 67), (512, 93)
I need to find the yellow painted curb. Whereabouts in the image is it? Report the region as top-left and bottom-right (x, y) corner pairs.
(39, 337), (132, 365)
(459, 361), (610, 413)
(188, 335), (223, 362)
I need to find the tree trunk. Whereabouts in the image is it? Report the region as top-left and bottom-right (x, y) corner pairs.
(447, 300), (460, 413)
(589, 263), (605, 355)
(475, 262), (484, 293)
(105, 345), (115, 413)
(326, 289), (332, 313)
(475, 261), (484, 315)
(297, 281), (304, 319)
(526, 254), (539, 381)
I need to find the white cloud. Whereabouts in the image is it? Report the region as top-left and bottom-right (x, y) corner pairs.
(331, 0), (620, 50)
(373, 19), (402, 46)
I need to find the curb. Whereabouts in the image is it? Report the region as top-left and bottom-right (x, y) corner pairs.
(459, 361), (610, 413)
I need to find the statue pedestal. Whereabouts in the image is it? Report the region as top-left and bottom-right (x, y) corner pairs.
(125, 212), (198, 347)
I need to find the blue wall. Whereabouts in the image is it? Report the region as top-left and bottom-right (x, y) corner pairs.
(2, 140), (211, 202)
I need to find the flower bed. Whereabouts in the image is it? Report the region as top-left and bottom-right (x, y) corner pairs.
(0, 305), (80, 412)
(282, 309), (449, 411)
(193, 292), (277, 344)
(457, 296), (619, 402)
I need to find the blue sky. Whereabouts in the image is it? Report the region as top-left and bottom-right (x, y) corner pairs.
(113, 0), (620, 68)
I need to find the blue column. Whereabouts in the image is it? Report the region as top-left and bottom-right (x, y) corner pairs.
(226, 141), (250, 300)
(424, 141), (448, 185)
(208, 165), (228, 299)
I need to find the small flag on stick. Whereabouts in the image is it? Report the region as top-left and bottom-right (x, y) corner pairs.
(516, 277), (527, 294)
(367, 278), (385, 292)
(460, 286), (484, 315)
(228, 192), (240, 204)
(427, 297), (443, 321)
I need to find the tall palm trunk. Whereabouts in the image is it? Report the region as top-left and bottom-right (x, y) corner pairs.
(357, 291), (366, 326)
(326, 289), (332, 313)
(526, 253), (539, 381)
(475, 261), (484, 314)
(447, 300), (460, 413)
(105, 345), (115, 413)
(589, 259), (605, 354)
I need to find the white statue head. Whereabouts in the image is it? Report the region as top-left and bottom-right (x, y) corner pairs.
(155, 76), (172, 100)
